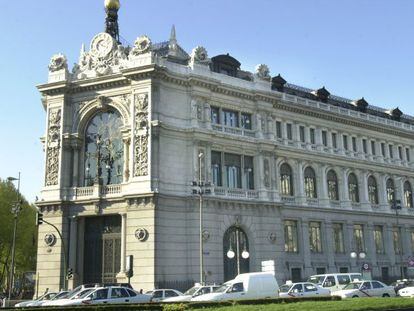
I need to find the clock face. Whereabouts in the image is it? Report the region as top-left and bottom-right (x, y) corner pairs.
(91, 33), (115, 58)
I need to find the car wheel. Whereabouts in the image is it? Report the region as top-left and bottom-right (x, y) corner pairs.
(382, 294), (390, 297)
(352, 295), (359, 298)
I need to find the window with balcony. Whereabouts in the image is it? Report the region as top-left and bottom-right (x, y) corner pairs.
(348, 173), (359, 203)
(304, 167), (317, 198)
(280, 163), (293, 196)
(389, 144), (394, 159)
(223, 110), (239, 128)
(374, 226), (384, 254)
(327, 170), (339, 201)
(286, 123), (293, 140)
(362, 139), (367, 154)
(399, 146), (403, 160)
(332, 133), (338, 149)
(404, 181), (413, 208)
(352, 137), (357, 152)
(225, 153), (241, 188)
(353, 224), (365, 253)
(333, 223), (344, 253)
(241, 113), (252, 130)
(371, 140), (376, 155)
(386, 178), (395, 204)
(309, 222), (322, 253)
(381, 143), (386, 157)
(211, 106), (220, 124)
(299, 126), (305, 143)
(406, 148), (411, 162)
(322, 130), (328, 147)
(244, 156), (254, 190)
(368, 176), (379, 204)
(343, 135), (349, 150)
(84, 110), (124, 187)
(211, 151), (222, 187)
(393, 227), (402, 254)
(284, 220), (298, 252)
(213, 152), (254, 190)
(276, 121), (282, 139)
(310, 128), (315, 144)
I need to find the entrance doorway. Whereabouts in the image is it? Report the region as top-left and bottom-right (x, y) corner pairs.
(83, 215), (121, 283)
(223, 226), (250, 281)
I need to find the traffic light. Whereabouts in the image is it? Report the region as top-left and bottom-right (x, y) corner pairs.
(36, 212), (43, 226)
(67, 268), (73, 280)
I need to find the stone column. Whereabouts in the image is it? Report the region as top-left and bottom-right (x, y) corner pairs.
(267, 116), (274, 140)
(384, 224), (396, 270)
(319, 165), (329, 207)
(341, 168), (351, 208)
(346, 222), (357, 271)
(301, 221), (313, 276)
(324, 221), (336, 271)
(296, 161), (306, 204)
(117, 213), (127, 280)
(366, 223), (377, 271)
(315, 128), (323, 151)
(68, 216), (78, 289)
(71, 139), (81, 187)
(359, 170), (370, 210)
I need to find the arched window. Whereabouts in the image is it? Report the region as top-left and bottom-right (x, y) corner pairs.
(223, 226), (250, 281)
(280, 163), (293, 196)
(304, 167), (317, 198)
(84, 110), (124, 186)
(327, 170), (339, 200)
(348, 173), (359, 203)
(368, 176), (378, 204)
(404, 181), (413, 208)
(386, 178), (395, 204)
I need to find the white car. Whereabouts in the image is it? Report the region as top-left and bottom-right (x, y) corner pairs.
(279, 282), (331, 298)
(398, 286), (414, 297)
(335, 280), (395, 298)
(48, 286), (151, 306)
(14, 292), (58, 308)
(145, 289), (183, 302)
(163, 285), (220, 302)
(41, 288), (95, 306)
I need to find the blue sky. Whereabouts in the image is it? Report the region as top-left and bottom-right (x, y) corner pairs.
(1, 0), (413, 202)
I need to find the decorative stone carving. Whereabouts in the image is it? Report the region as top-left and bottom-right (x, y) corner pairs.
(135, 228), (149, 241)
(48, 54), (68, 72)
(190, 46), (209, 64)
(91, 33), (115, 58)
(268, 232), (277, 243)
(202, 230), (210, 241)
(255, 64), (271, 80)
(264, 158), (270, 188)
(134, 93), (149, 177)
(44, 233), (57, 246)
(45, 109), (61, 186)
(131, 35), (152, 56)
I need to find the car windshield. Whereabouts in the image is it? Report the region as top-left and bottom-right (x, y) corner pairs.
(183, 286), (200, 295)
(308, 276), (325, 285)
(343, 282), (362, 290)
(215, 283), (231, 293)
(145, 290), (153, 294)
(279, 285), (292, 293)
(73, 289), (94, 299)
(51, 292), (69, 300)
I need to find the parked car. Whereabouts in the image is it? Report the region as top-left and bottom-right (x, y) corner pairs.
(391, 279), (414, 295)
(191, 272), (279, 302)
(307, 273), (362, 293)
(46, 286), (151, 306)
(14, 291), (58, 308)
(145, 289), (183, 302)
(163, 284), (219, 302)
(279, 282), (331, 298)
(335, 280), (395, 298)
(397, 283), (414, 297)
(41, 288), (96, 306)
(26, 291), (70, 307)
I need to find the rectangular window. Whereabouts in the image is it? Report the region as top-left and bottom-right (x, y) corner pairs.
(393, 227), (402, 254)
(224, 153), (241, 188)
(399, 146), (403, 160)
(211, 107), (220, 124)
(343, 135), (348, 150)
(299, 126), (305, 143)
(352, 137), (357, 152)
(243, 156), (254, 190)
(223, 109), (239, 127)
(284, 220), (298, 252)
(362, 139), (367, 153)
(406, 148), (411, 162)
(211, 151), (222, 187)
(353, 224), (365, 253)
(333, 223), (344, 253)
(371, 140), (376, 155)
(381, 143), (386, 157)
(332, 133), (337, 149)
(286, 123), (293, 140)
(240, 113), (252, 130)
(411, 231), (414, 252)
(309, 222), (322, 253)
(322, 131), (328, 147)
(374, 225), (384, 254)
(310, 128), (315, 144)
(276, 121), (282, 139)
(389, 144), (394, 159)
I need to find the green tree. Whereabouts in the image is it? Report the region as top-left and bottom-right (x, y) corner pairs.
(0, 179), (37, 293)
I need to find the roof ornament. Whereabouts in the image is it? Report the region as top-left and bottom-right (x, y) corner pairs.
(104, 0), (121, 44)
(168, 25), (178, 57)
(190, 46), (209, 66)
(255, 64), (271, 81)
(271, 74), (287, 91)
(131, 35), (152, 56)
(352, 97), (369, 112)
(313, 86), (330, 103)
(387, 107), (403, 121)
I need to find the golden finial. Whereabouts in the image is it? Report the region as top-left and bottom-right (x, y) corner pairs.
(104, 0), (120, 10)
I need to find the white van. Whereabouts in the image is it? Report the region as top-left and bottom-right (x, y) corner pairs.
(307, 273), (362, 293)
(191, 272), (279, 302)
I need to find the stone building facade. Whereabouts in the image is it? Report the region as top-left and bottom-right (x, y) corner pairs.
(36, 2), (414, 293)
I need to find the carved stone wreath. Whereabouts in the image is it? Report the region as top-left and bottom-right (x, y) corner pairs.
(135, 228), (149, 241)
(48, 54), (68, 72)
(268, 232), (277, 243)
(255, 64), (271, 80)
(191, 46), (208, 62)
(44, 233), (57, 246)
(131, 35), (152, 56)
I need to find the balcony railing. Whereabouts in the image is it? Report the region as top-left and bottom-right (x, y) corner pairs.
(212, 187), (259, 199)
(211, 124), (256, 138)
(65, 184), (123, 200)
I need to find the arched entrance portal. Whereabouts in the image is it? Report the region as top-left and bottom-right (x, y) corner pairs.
(83, 215), (121, 283)
(223, 226), (250, 281)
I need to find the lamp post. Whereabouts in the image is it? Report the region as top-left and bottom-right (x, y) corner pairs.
(7, 173), (21, 301)
(191, 152), (211, 285)
(391, 199), (404, 279)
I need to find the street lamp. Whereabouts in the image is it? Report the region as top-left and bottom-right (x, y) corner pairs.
(7, 173), (21, 301)
(191, 152), (211, 285)
(391, 199), (404, 279)
(350, 251), (366, 260)
(226, 226), (250, 276)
